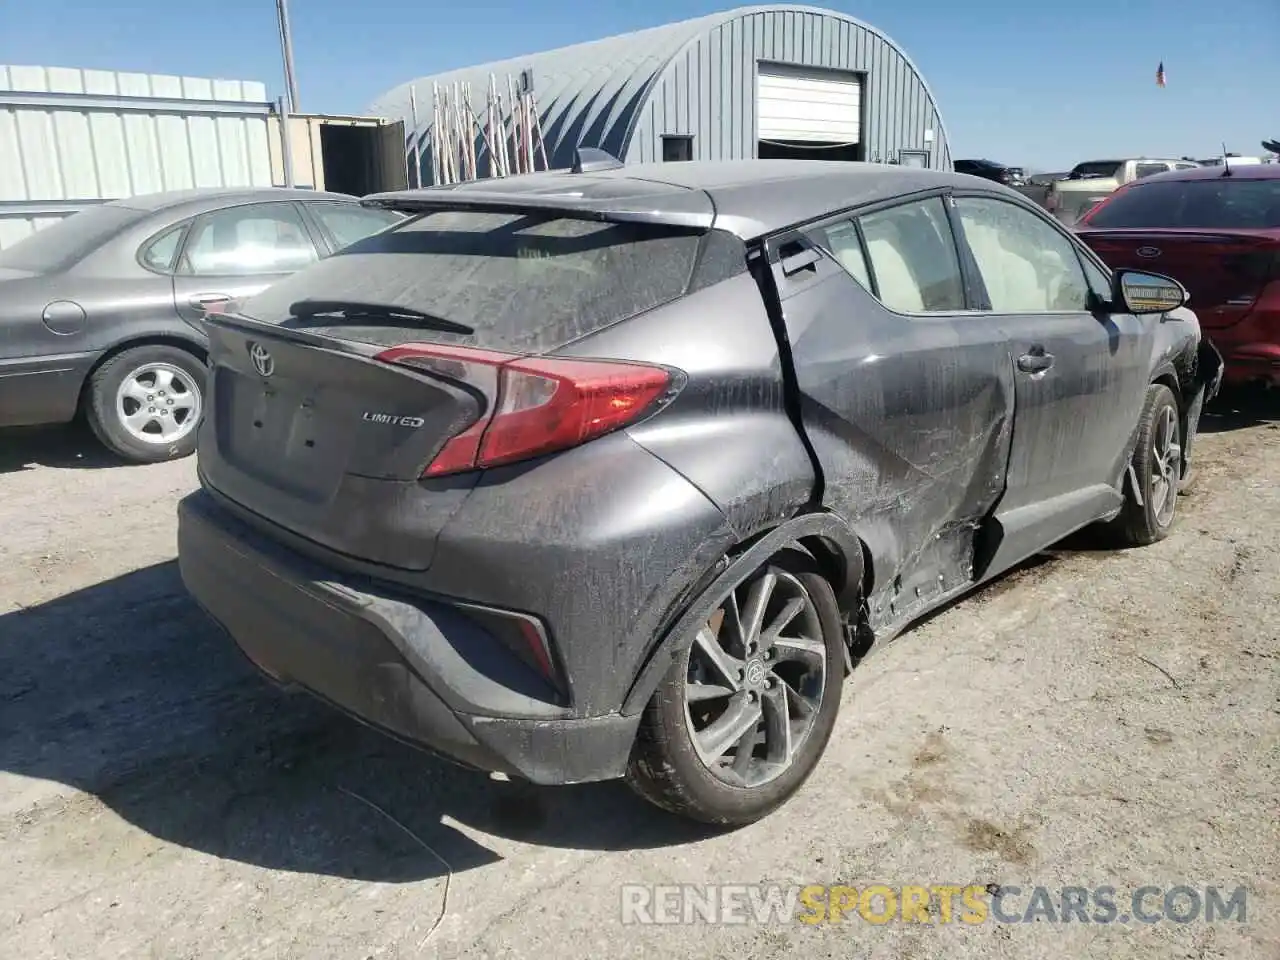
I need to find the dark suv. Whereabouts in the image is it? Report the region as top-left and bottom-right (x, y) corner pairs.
(178, 159), (1220, 825)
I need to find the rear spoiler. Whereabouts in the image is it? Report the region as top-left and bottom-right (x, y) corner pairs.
(361, 187), (714, 231)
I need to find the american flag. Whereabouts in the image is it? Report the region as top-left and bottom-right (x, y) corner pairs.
(1156, 62), (1166, 87)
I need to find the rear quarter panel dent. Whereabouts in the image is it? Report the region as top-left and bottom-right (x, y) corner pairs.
(425, 433), (736, 714)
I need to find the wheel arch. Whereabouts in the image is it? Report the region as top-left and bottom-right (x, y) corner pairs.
(620, 510), (867, 716)
(76, 334), (208, 413)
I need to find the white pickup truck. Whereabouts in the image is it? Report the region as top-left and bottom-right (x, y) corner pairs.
(1046, 158), (1200, 224)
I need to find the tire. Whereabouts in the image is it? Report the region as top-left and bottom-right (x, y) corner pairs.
(1115, 383), (1182, 546)
(85, 344), (207, 464)
(626, 548), (846, 826)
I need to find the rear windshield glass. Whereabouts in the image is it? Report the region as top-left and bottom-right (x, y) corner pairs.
(1069, 161), (1123, 180)
(238, 210), (706, 353)
(1085, 178), (1280, 229)
(0, 204), (145, 273)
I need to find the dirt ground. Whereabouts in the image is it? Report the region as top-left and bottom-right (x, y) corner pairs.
(1, 399), (1277, 960)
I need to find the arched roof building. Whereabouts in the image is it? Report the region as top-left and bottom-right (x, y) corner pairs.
(370, 5), (951, 182)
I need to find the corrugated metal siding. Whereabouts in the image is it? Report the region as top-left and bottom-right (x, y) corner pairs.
(0, 65), (274, 248)
(372, 4), (951, 180)
(629, 9), (949, 169)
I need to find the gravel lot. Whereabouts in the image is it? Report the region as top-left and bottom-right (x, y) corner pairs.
(1, 400), (1277, 960)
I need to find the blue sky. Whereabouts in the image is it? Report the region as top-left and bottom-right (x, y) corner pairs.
(3, 0), (1274, 169)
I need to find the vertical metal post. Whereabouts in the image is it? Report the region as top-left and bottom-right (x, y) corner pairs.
(408, 86), (420, 188)
(278, 97), (296, 188)
(276, 0), (302, 114)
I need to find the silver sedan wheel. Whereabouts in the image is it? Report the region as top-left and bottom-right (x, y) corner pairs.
(115, 361), (202, 445)
(684, 568), (828, 788)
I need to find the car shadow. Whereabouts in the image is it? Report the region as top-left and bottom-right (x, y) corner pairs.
(0, 562), (715, 884)
(0, 424), (125, 473)
(1196, 385), (1279, 434)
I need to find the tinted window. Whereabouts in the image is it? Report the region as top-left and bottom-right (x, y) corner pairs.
(955, 196), (1090, 312)
(139, 223), (186, 273)
(1134, 162), (1170, 180)
(806, 219), (872, 290)
(856, 197), (965, 313)
(181, 202), (318, 277)
(1084, 178), (1280, 229)
(1070, 161), (1122, 179)
(0, 203), (144, 274)
(238, 210), (704, 353)
(307, 202), (402, 250)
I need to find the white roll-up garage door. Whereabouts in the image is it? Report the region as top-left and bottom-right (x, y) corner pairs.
(756, 64), (862, 144)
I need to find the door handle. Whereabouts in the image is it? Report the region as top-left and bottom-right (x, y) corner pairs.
(188, 294), (232, 309)
(1017, 352), (1055, 373)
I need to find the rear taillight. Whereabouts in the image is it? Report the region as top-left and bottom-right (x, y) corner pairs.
(376, 343), (675, 477)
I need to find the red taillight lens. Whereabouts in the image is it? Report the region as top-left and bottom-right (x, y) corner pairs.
(375, 343), (674, 477)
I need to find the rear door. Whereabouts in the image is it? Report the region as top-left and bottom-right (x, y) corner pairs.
(767, 193), (1014, 625)
(951, 193), (1149, 564)
(171, 201), (323, 322)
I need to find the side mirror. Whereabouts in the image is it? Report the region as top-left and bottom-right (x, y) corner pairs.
(1114, 268), (1189, 315)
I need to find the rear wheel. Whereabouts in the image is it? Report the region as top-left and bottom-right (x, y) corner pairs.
(86, 344), (206, 463)
(1115, 383), (1181, 546)
(626, 549), (845, 826)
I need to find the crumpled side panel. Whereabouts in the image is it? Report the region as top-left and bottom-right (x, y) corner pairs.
(778, 272), (1015, 630)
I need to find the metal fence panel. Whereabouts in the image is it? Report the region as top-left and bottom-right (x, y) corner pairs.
(0, 65), (274, 248)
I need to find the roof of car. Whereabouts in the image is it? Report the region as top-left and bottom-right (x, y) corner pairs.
(1133, 162), (1280, 184)
(368, 161), (999, 239)
(108, 186), (356, 214)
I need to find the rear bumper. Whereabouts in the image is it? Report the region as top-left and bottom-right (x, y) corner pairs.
(1218, 343), (1280, 387)
(1206, 309), (1280, 388)
(177, 489), (641, 784)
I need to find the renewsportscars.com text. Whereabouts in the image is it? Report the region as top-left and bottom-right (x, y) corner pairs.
(620, 884), (1249, 926)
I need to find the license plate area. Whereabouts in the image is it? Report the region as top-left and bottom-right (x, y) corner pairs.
(214, 369), (356, 502)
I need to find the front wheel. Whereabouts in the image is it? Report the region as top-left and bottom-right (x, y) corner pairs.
(626, 549), (846, 826)
(85, 344), (206, 463)
(1115, 383), (1182, 546)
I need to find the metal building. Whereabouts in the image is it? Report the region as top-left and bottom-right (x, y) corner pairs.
(0, 65), (406, 248)
(371, 4), (951, 185)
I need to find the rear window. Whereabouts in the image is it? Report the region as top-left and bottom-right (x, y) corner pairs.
(1069, 161), (1123, 180)
(1084, 178), (1280, 229)
(0, 203), (144, 273)
(238, 210), (710, 353)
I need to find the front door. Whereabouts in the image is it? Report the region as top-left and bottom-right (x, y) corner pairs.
(767, 193), (1016, 629)
(170, 201), (322, 323)
(950, 193), (1151, 571)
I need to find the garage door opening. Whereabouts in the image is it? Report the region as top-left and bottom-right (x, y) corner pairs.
(758, 139), (862, 162)
(756, 63), (863, 164)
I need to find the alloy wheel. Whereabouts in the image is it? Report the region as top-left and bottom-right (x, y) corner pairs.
(115, 362), (202, 445)
(684, 568), (828, 788)
(1149, 404), (1181, 527)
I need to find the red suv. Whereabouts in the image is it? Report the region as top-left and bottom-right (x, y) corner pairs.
(1076, 163), (1280, 388)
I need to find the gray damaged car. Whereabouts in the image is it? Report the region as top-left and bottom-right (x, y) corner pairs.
(177, 158), (1223, 826)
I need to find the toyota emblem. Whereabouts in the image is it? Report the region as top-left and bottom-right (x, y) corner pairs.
(248, 342), (275, 377)
(1136, 246), (1161, 259)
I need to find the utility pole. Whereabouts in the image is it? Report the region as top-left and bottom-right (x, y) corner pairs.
(276, 0), (301, 114)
